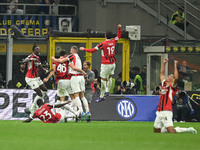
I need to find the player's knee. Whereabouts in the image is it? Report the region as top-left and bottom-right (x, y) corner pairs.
(166, 127), (176, 133)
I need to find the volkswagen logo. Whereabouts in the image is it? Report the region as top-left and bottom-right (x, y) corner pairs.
(116, 99), (137, 119)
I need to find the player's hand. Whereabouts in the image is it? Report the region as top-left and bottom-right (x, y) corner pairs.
(43, 78), (48, 83)
(174, 60), (178, 65)
(30, 58), (37, 62)
(118, 24), (121, 28)
(164, 58), (168, 63)
(51, 57), (55, 61)
(79, 47), (85, 51)
(82, 71), (87, 76)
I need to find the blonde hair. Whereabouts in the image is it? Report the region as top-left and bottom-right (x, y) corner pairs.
(71, 46), (78, 53)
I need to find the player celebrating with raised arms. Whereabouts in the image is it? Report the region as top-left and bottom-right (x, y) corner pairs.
(80, 24), (121, 103)
(23, 44), (48, 114)
(154, 58), (197, 134)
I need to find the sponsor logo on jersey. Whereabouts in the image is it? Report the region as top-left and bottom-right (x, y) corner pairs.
(116, 99), (137, 119)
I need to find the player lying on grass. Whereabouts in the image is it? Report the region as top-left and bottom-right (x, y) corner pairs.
(154, 58), (197, 134)
(23, 99), (80, 123)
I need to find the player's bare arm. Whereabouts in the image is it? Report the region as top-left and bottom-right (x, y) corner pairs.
(43, 66), (56, 83)
(51, 57), (69, 63)
(173, 60), (179, 86)
(160, 58), (168, 82)
(22, 118), (33, 123)
(69, 63), (87, 76)
(23, 57), (37, 63)
(53, 102), (69, 108)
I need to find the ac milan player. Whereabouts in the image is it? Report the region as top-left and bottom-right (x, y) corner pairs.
(51, 46), (91, 122)
(80, 24), (121, 103)
(23, 99), (79, 123)
(23, 44), (48, 114)
(44, 50), (85, 119)
(154, 58), (197, 134)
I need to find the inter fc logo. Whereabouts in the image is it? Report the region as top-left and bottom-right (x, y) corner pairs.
(116, 99), (137, 119)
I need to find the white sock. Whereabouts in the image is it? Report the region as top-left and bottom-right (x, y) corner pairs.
(74, 97), (83, 113)
(63, 104), (77, 116)
(81, 97), (89, 113)
(161, 127), (168, 133)
(106, 77), (112, 93)
(55, 100), (61, 113)
(174, 127), (190, 133)
(72, 99), (78, 111)
(30, 95), (42, 111)
(100, 79), (106, 98)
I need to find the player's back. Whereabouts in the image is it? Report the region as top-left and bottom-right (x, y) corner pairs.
(157, 80), (177, 112)
(26, 53), (40, 78)
(32, 104), (61, 123)
(54, 58), (70, 80)
(100, 39), (118, 64)
(68, 54), (82, 74)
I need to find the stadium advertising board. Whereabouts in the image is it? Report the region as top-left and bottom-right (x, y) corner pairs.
(0, 15), (75, 36)
(0, 89), (57, 120)
(1, 89), (199, 121)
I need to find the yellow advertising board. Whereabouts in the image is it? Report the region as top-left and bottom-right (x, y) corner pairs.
(0, 44), (47, 54)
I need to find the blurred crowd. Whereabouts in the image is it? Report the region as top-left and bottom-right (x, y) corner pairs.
(0, 0), (78, 15)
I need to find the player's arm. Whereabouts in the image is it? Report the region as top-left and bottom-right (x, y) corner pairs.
(79, 47), (97, 53)
(173, 60), (179, 86)
(160, 58), (168, 82)
(53, 102), (70, 108)
(23, 57), (37, 63)
(51, 57), (69, 63)
(43, 65), (56, 82)
(115, 24), (121, 41)
(85, 72), (95, 83)
(69, 63), (87, 76)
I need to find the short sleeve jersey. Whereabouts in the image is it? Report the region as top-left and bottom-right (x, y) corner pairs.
(94, 36), (119, 64)
(25, 53), (41, 78)
(157, 80), (178, 112)
(68, 54), (82, 74)
(53, 57), (71, 80)
(32, 104), (61, 123)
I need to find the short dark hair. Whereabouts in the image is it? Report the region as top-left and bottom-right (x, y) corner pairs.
(61, 19), (70, 26)
(60, 50), (67, 56)
(178, 6), (184, 11)
(32, 44), (37, 51)
(84, 61), (91, 67)
(106, 31), (113, 39)
(132, 66), (140, 73)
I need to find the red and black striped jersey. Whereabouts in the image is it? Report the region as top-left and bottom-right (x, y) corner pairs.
(32, 104), (61, 123)
(25, 53), (41, 78)
(53, 57), (71, 81)
(157, 80), (178, 112)
(83, 28), (121, 64)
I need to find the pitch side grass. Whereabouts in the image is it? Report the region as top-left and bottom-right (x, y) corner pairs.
(0, 121), (199, 150)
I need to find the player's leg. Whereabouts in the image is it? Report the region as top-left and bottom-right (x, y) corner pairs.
(38, 77), (48, 99)
(174, 126), (197, 134)
(105, 64), (116, 96)
(71, 76), (84, 113)
(80, 91), (91, 122)
(25, 78), (43, 114)
(153, 111), (163, 133)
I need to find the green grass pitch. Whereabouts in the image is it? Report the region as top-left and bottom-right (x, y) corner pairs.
(0, 121), (199, 150)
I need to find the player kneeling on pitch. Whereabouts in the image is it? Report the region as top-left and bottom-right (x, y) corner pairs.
(23, 99), (79, 123)
(154, 58), (197, 134)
